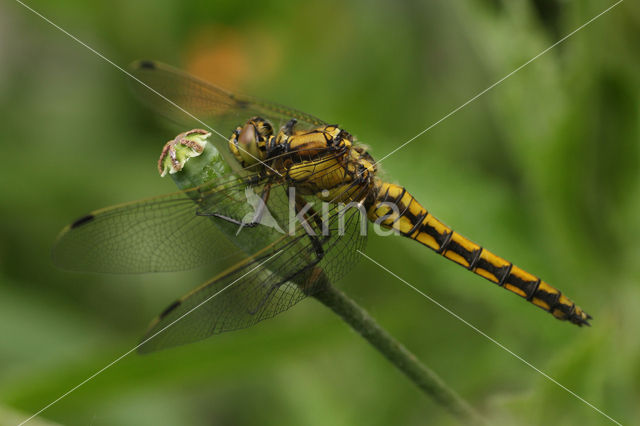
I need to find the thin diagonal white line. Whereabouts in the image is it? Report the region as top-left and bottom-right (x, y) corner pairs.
(12, 0), (282, 177)
(357, 250), (622, 425)
(18, 250), (282, 426)
(372, 0), (624, 167)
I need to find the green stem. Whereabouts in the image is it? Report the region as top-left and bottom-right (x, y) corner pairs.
(311, 281), (485, 424)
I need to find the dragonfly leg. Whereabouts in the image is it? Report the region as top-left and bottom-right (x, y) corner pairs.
(246, 184), (272, 226)
(247, 195), (328, 315)
(196, 184), (272, 229)
(282, 118), (298, 136)
(246, 195), (328, 316)
(293, 195), (326, 260)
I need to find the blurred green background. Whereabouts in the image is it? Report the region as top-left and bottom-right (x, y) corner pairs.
(1, 0), (638, 425)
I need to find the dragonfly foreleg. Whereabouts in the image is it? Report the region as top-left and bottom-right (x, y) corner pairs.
(282, 118), (298, 136)
(196, 184), (272, 231)
(294, 195), (327, 260)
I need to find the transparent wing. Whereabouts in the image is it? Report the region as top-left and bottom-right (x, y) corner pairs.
(52, 174), (261, 273)
(138, 184), (368, 353)
(129, 60), (327, 149)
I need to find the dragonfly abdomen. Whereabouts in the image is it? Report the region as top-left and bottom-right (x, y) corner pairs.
(367, 181), (591, 326)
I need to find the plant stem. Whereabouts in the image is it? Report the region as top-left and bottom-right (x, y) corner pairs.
(311, 281), (484, 424)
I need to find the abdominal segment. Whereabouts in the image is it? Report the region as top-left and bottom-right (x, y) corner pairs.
(367, 181), (591, 326)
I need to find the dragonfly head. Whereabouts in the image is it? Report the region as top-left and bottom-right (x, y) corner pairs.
(230, 117), (273, 168)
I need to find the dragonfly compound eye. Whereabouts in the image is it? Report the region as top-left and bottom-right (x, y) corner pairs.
(234, 121), (266, 166)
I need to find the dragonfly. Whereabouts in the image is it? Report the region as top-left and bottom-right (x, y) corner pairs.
(53, 60), (591, 353)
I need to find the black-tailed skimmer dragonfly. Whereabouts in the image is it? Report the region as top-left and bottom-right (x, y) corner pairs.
(53, 61), (590, 353)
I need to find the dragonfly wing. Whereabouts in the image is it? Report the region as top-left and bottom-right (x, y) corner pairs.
(52, 174), (273, 273)
(138, 248), (308, 353)
(53, 189), (235, 273)
(129, 60), (327, 147)
(138, 187), (369, 353)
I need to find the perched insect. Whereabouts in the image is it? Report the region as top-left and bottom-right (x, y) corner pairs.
(53, 61), (590, 353)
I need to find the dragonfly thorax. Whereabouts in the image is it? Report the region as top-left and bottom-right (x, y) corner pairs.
(230, 117), (378, 204)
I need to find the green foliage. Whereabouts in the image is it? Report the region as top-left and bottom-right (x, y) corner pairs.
(1, 0), (638, 424)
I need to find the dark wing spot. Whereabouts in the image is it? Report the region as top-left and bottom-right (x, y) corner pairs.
(137, 60), (156, 70)
(235, 98), (250, 108)
(71, 214), (95, 229)
(159, 300), (181, 319)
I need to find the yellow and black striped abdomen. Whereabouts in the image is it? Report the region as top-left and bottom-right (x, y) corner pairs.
(367, 182), (591, 326)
